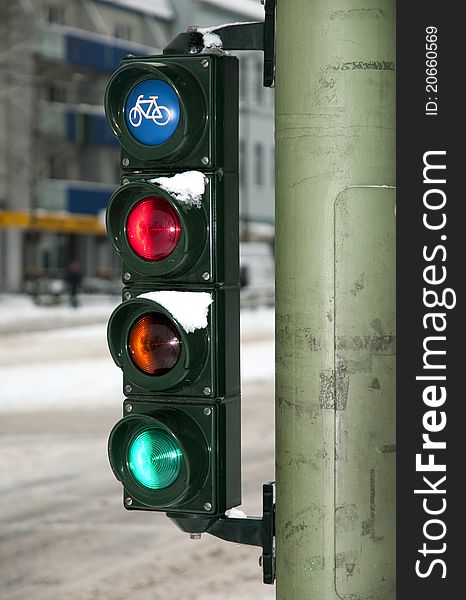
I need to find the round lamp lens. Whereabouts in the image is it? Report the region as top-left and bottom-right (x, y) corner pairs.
(128, 313), (182, 375)
(124, 79), (180, 146)
(126, 197), (181, 262)
(128, 427), (182, 490)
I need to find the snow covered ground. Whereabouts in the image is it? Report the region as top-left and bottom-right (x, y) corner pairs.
(0, 294), (275, 599)
(0, 294), (274, 413)
(0, 293), (120, 334)
(0, 293), (274, 337)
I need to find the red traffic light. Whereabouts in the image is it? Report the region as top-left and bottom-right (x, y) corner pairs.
(126, 197), (181, 262)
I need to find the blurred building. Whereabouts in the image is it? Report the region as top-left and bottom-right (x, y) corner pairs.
(0, 0), (274, 292)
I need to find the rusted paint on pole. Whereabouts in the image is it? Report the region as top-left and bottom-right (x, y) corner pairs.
(275, 1), (395, 598)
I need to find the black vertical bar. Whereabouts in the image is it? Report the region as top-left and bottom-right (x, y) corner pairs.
(397, 3), (462, 597)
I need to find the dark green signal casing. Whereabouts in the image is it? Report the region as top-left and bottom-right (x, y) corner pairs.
(108, 397), (241, 516)
(105, 54), (239, 172)
(105, 51), (241, 521)
(106, 171), (239, 285)
(107, 286), (240, 399)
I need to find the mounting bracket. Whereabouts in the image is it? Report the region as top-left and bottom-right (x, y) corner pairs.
(163, 0), (276, 87)
(167, 482), (276, 584)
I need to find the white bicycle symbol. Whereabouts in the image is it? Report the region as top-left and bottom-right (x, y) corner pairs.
(128, 95), (171, 127)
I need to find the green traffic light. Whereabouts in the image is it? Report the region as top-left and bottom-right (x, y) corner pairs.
(128, 427), (183, 490)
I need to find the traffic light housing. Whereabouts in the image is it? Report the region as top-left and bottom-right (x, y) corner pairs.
(105, 171), (239, 285)
(107, 290), (239, 398)
(105, 55), (239, 171)
(105, 53), (241, 525)
(108, 398), (240, 515)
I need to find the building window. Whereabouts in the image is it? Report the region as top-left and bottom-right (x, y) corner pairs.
(45, 82), (67, 103)
(44, 4), (64, 24)
(255, 59), (263, 104)
(114, 24), (132, 41)
(254, 143), (263, 186)
(48, 154), (67, 179)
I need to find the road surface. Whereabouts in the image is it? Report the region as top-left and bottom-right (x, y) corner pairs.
(0, 322), (275, 600)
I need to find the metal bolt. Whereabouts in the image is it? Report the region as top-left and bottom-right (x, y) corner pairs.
(189, 533), (202, 540)
(203, 386), (211, 396)
(187, 25), (198, 32)
(123, 272), (131, 281)
(201, 59), (209, 68)
(125, 401), (133, 411)
(204, 502), (212, 511)
(122, 158), (130, 167)
(203, 407), (212, 416)
(201, 156), (209, 165)
(123, 291), (132, 300)
(204, 176), (209, 185)
(125, 497), (133, 506)
(202, 272), (210, 281)
(122, 178), (130, 185)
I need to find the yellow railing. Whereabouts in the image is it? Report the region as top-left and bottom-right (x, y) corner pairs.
(0, 211), (106, 235)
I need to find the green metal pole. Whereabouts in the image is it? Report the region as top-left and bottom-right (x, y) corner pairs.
(275, 1), (396, 599)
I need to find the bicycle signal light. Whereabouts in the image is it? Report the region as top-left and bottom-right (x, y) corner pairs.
(124, 79), (180, 145)
(105, 55), (239, 170)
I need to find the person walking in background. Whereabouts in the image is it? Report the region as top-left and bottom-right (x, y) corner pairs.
(65, 261), (82, 308)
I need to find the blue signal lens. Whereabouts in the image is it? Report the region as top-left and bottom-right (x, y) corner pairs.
(124, 80), (180, 146)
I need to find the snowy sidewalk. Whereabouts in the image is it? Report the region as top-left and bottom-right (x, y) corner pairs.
(0, 294), (274, 341)
(0, 294), (119, 334)
(0, 299), (274, 413)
